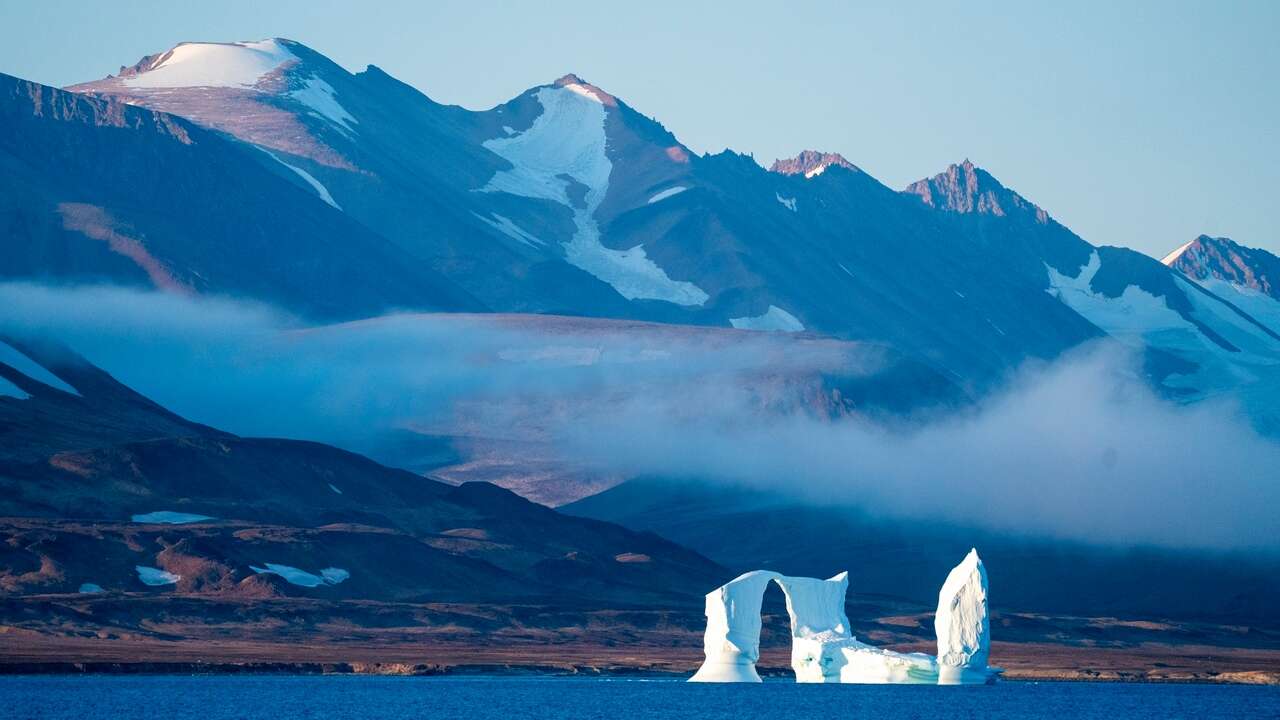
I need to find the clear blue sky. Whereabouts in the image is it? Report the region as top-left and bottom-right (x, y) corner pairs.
(3, 0), (1277, 256)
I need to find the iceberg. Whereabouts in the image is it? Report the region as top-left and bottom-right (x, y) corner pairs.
(689, 549), (1000, 685)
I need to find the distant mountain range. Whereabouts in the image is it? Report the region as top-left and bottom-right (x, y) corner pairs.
(2, 38), (1279, 634)
(0, 38), (1263, 408)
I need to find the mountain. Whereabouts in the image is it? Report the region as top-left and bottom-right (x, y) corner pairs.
(1163, 235), (1280, 332)
(770, 150), (860, 178)
(0, 71), (480, 320)
(904, 162), (1280, 420)
(0, 334), (723, 606)
(68, 40), (1109, 391)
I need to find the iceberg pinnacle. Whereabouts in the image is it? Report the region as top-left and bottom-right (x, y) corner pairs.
(689, 549), (1000, 685)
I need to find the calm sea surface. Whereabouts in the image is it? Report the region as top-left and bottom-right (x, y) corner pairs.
(3, 675), (1279, 719)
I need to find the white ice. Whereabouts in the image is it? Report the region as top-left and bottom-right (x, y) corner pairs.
(135, 566), (180, 586)
(78, 583), (104, 594)
(1196, 279), (1280, 336)
(935, 548), (995, 684)
(730, 306), (804, 332)
(289, 77), (357, 134)
(647, 186), (687, 204)
(473, 212), (545, 248)
(1046, 251), (1280, 400)
(0, 340), (80, 395)
(690, 549), (998, 685)
(123, 40), (295, 89)
(328, 483), (343, 495)
(480, 85), (708, 306)
(250, 563), (349, 587)
(131, 511), (214, 524)
(1160, 240), (1195, 266)
(775, 193), (797, 212)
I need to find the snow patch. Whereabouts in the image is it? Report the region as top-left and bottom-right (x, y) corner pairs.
(1197, 279), (1280, 336)
(1161, 240), (1195, 266)
(805, 164), (828, 179)
(250, 563), (349, 588)
(131, 511), (213, 524)
(0, 377), (29, 400)
(775, 193), (797, 212)
(261, 149), (340, 209)
(78, 583), (104, 594)
(473, 212), (544, 248)
(123, 40), (295, 89)
(1046, 251), (1280, 401)
(0, 341), (80, 396)
(289, 77), (357, 133)
(328, 483), (343, 495)
(730, 306), (804, 332)
(135, 566), (180, 586)
(501, 125), (515, 135)
(647, 186), (687, 204)
(479, 86), (708, 306)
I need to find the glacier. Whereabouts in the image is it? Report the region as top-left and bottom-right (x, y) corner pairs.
(689, 549), (999, 685)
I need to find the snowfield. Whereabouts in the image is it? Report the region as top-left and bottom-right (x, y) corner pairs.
(123, 40), (295, 89)
(480, 84), (708, 306)
(647, 186), (687, 204)
(289, 77), (357, 134)
(730, 306), (805, 332)
(250, 563), (350, 588)
(131, 511), (214, 524)
(135, 566), (180, 586)
(1046, 251), (1280, 403)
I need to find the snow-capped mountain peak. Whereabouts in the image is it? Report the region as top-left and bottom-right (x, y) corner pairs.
(117, 39), (297, 90)
(1164, 235), (1280, 302)
(553, 74), (616, 106)
(770, 150), (859, 178)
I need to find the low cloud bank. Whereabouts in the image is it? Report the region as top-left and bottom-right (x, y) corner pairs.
(3, 283), (1277, 549)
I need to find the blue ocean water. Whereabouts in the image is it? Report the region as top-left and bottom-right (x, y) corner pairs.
(3, 675), (1279, 720)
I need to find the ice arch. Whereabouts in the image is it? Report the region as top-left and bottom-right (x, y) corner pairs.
(688, 549), (999, 684)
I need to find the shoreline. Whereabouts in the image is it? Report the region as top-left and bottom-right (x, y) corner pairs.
(1, 661), (1276, 685)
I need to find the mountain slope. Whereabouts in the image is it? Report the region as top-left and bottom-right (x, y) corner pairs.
(904, 162), (1280, 418)
(1, 71), (480, 320)
(0, 337), (722, 605)
(1164, 235), (1280, 333)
